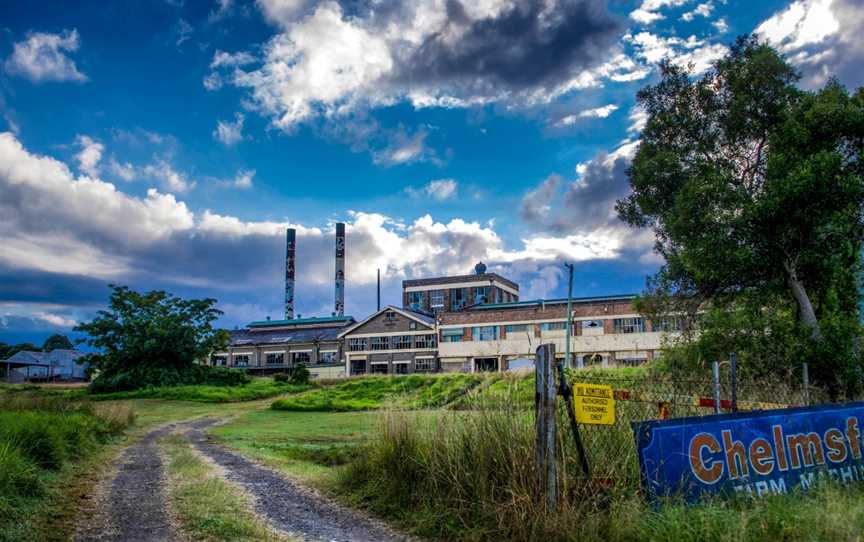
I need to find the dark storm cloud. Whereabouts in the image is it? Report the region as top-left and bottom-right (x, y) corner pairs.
(0, 266), (110, 306)
(395, 0), (622, 93)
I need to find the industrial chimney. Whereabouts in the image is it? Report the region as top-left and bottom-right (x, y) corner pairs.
(285, 228), (296, 320)
(335, 222), (345, 316)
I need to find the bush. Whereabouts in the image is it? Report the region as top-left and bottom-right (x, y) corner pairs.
(290, 363), (310, 385)
(273, 373), (291, 383)
(89, 364), (250, 394)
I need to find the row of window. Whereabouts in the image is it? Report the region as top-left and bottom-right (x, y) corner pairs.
(440, 317), (683, 342)
(348, 334), (438, 352)
(355, 358), (437, 375)
(221, 351), (338, 367)
(408, 286), (517, 313)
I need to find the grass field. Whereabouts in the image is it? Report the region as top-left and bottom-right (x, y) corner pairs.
(90, 377), (312, 403)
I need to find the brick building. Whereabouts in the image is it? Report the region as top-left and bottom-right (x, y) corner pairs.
(339, 306), (438, 375)
(402, 262), (519, 315)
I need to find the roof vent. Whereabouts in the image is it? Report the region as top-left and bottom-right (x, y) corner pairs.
(266, 316), (271, 321)
(474, 261), (487, 275)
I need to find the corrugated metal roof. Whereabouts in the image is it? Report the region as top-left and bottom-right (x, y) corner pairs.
(402, 272), (519, 290)
(247, 315), (355, 328)
(229, 325), (344, 346)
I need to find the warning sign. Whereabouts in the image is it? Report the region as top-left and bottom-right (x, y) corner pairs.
(574, 383), (615, 425)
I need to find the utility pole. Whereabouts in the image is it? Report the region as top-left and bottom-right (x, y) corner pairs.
(564, 262), (575, 370)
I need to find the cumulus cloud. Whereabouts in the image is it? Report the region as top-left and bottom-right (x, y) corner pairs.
(629, 0), (691, 25)
(372, 126), (440, 166)
(217, 0), (623, 132)
(755, 0), (864, 88)
(405, 178), (458, 201)
(141, 160), (195, 193)
(210, 50), (257, 69)
(0, 131), (652, 328)
(625, 32), (728, 74)
(681, 2), (713, 22)
(226, 169), (255, 189)
(4, 29), (87, 83)
(74, 135), (104, 177)
(556, 104), (619, 126)
(213, 113), (246, 146)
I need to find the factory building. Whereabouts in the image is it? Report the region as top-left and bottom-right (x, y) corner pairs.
(402, 262), (519, 315)
(437, 295), (682, 373)
(339, 306), (438, 376)
(215, 315), (354, 379)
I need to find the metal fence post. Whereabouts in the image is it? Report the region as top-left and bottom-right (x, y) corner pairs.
(730, 352), (738, 413)
(803, 362), (810, 406)
(535, 343), (558, 511)
(712, 361), (721, 414)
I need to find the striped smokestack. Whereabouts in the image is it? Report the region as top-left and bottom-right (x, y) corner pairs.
(285, 228), (296, 320)
(335, 222), (345, 316)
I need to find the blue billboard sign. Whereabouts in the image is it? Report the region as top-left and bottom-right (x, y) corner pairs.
(633, 402), (864, 502)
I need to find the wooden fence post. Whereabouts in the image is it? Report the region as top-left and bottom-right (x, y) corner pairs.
(535, 343), (558, 512)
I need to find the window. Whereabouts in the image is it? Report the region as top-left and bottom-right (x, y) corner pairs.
(450, 288), (468, 310)
(394, 363), (410, 374)
(234, 354), (250, 367)
(430, 290), (445, 309)
(407, 291), (423, 311)
(613, 317), (645, 334)
(474, 286), (490, 305)
(211, 355), (227, 366)
(371, 337), (389, 351)
(415, 357), (435, 372)
(441, 328), (463, 342)
(319, 351), (338, 364)
(415, 334), (437, 349)
(540, 321), (567, 331)
(619, 357), (647, 367)
(472, 326), (498, 341)
(505, 324), (529, 333)
(654, 316), (683, 332)
(384, 311), (397, 323)
(349, 338), (367, 352)
(392, 335), (412, 349)
(291, 351), (311, 365)
(370, 363), (389, 374)
(265, 353), (283, 365)
(581, 320), (603, 330)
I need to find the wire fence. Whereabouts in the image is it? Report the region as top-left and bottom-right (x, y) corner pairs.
(558, 365), (830, 491)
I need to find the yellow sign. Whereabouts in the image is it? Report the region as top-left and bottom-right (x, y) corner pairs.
(573, 383), (615, 425)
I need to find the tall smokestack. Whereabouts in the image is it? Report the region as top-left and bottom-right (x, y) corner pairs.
(377, 268), (381, 311)
(285, 228), (296, 320)
(335, 222), (346, 316)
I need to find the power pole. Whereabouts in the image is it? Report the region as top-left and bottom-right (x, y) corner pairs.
(564, 262), (575, 370)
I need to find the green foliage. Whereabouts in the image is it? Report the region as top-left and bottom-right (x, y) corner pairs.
(0, 342), (39, 360)
(0, 392), (132, 534)
(290, 362), (311, 385)
(617, 36), (864, 392)
(90, 377), (310, 403)
(75, 285), (232, 393)
(270, 374), (485, 412)
(41, 334), (73, 352)
(272, 372), (291, 383)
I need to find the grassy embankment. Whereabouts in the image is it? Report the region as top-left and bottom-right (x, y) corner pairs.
(160, 433), (291, 542)
(0, 389), (134, 542)
(90, 377), (312, 403)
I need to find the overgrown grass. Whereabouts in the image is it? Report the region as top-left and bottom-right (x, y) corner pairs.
(90, 377), (313, 403)
(0, 391), (133, 541)
(270, 374), (486, 412)
(336, 390), (864, 542)
(161, 434), (288, 542)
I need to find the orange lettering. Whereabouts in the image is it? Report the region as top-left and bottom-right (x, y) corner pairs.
(824, 428), (847, 463)
(773, 425), (788, 471)
(690, 432), (723, 484)
(786, 432), (825, 468)
(847, 418), (861, 460)
(722, 430), (749, 479)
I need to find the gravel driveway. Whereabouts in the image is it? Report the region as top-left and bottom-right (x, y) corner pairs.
(185, 419), (410, 542)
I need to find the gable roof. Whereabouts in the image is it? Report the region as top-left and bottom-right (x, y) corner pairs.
(338, 305), (435, 338)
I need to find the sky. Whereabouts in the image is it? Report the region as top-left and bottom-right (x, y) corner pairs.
(1, 0), (862, 346)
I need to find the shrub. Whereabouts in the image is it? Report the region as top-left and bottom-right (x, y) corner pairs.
(290, 363), (310, 385)
(89, 364), (249, 394)
(273, 373), (291, 383)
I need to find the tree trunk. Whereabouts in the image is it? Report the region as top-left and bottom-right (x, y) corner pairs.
(783, 259), (822, 343)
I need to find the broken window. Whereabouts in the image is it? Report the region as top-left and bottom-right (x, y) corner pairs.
(415, 334), (437, 348)
(407, 292), (423, 311)
(349, 338), (367, 351)
(450, 288), (468, 310)
(613, 318), (645, 334)
(392, 335), (412, 349)
(430, 290), (445, 309)
(415, 357), (435, 372)
(441, 328), (463, 342)
(291, 352), (311, 365)
(234, 354), (250, 367)
(472, 326), (498, 341)
(371, 337), (389, 350)
(265, 353), (283, 365)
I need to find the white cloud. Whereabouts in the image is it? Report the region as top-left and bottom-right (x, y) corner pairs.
(712, 17), (729, 33)
(210, 50), (256, 69)
(141, 160), (195, 193)
(108, 159), (136, 182)
(230, 169), (255, 189)
(372, 127), (438, 166)
(681, 2), (713, 22)
(174, 19), (194, 47)
(33, 311), (77, 328)
(557, 104), (619, 126)
(406, 178), (458, 201)
(4, 29), (87, 83)
(74, 135), (103, 177)
(625, 32), (727, 74)
(629, 0), (692, 25)
(627, 106), (649, 135)
(213, 113), (246, 146)
(754, 0), (863, 88)
(208, 0), (234, 22)
(203, 72), (223, 91)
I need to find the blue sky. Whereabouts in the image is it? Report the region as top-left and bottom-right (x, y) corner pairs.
(1, 0), (861, 345)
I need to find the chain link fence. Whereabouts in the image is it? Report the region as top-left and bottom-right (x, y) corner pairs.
(557, 365), (829, 493)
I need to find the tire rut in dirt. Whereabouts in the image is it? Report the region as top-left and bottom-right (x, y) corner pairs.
(77, 426), (177, 542)
(185, 419), (409, 542)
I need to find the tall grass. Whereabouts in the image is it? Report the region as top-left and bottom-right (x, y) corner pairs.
(336, 387), (864, 542)
(0, 391), (133, 536)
